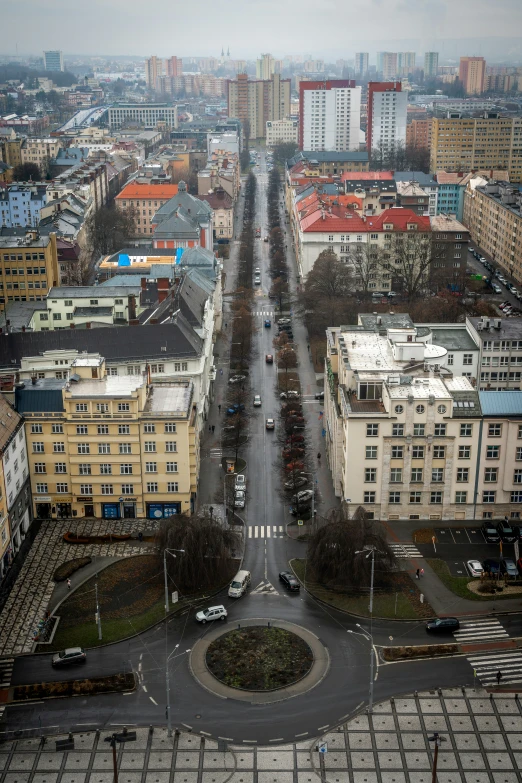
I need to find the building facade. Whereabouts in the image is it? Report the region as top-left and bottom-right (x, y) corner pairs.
(266, 119), (298, 148)
(406, 118), (432, 150)
(226, 74), (291, 140)
(256, 54), (275, 80)
(107, 104), (178, 131)
(459, 57), (486, 95)
(299, 80), (362, 152)
(0, 183), (47, 228)
(43, 51), (64, 72)
(0, 232), (59, 311)
(355, 53), (369, 77)
(430, 114), (522, 182)
(116, 182), (179, 236)
(430, 215), (470, 290)
(145, 56), (165, 89)
(20, 138), (63, 177)
(367, 82), (407, 153)
(424, 52), (439, 78)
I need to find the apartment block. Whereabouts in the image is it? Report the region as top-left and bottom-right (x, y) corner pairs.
(367, 82), (407, 154)
(430, 114), (522, 182)
(227, 74), (290, 140)
(398, 52), (416, 77)
(0, 232), (59, 311)
(424, 52), (439, 78)
(406, 118), (432, 149)
(107, 104), (178, 131)
(355, 53), (369, 77)
(115, 182), (179, 236)
(43, 51), (64, 72)
(430, 214), (470, 289)
(378, 53), (398, 80)
(468, 316), (522, 391)
(459, 57), (486, 95)
(266, 118), (298, 148)
(20, 138), (63, 176)
(16, 360), (198, 521)
(256, 54), (274, 80)
(0, 183), (47, 228)
(299, 80), (362, 152)
(145, 56), (165, 89)
(463, 178), (522, 286)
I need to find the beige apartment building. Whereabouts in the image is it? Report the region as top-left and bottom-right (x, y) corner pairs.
(430, 114), (522, 182)
(459, 57), (486, 95)
(227, 73), (290, 140)
(16, 357), (199, 521)
(463, 178), (522, 286)
(0, 232), (60, 311)
(21, 138), (63, 176)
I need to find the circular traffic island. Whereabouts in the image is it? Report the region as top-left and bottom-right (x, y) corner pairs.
(205, 625), (314, 691)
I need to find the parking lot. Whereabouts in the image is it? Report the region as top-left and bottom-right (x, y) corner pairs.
(417, 525), (519, 576)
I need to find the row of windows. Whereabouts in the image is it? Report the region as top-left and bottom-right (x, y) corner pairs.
(34, 462), (178, 474)
(364, 490), (522, 504)
(33, 441), (178, 454)
(31, 423), (177, 435)
(0, 254), (46, 262)
(34, 482), (180, 495)
(367, 423), (521, 438)
(365, 466), (521, 483)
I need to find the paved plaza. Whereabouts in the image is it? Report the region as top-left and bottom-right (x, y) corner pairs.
(0, 520), (156, 657)
(2, 688), (522, 783)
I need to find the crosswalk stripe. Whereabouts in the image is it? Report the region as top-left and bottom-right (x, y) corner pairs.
(390, 544), (423, 559)
(0, 657), (14, 689)
(454, 618), (509, 643)
(260, 525), (264, 537)
(266, 526), (271, 538)
(466, 650), (522, 685)
(209, 448), (223, 458)
(247, 526), (285, 538)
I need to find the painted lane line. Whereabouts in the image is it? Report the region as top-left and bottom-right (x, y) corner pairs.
(242, 739), (257, 744)
(182, 723), (193, 730)
(295, 732), (309, 737)
(142, 685), (147, 692)
(200, 731), (211, 736)
(218, 736), (234, 741)
(318, 724), (329, 731)
(149, 697), (158, 705)
(269, 738), (285, 742)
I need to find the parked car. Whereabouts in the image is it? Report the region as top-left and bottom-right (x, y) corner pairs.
(52, 647), (87, 667)
(425, 617), (460, 633)
(266, 418), (275, 430)
(264, 236), (269, 242)
(195, 605), (227, 624)
(284, 476), (307, 490)
(278, 318), (292, 325)
(500, 558), (519, 578)
(482, 523), (500, 543)
(226, 403), (245, 416)
(234, 490), (246, 509)
(265, 353), (273, 363)
(228, 374), (246, 384)
(279, 571), (300, 591)
(512, 524), (522, 541)
(253, 394), (262, 407)
(314, 391), (324, 400)
(264, 319), (271, 328)
(280, 390), (300, 399)
(483, 558), (501, 575)
(254, 276), (261, 285)
(492, 284), (502, 294)
(255, 267), (261, 274)
(497, 520), (516, 542)
(467, 559), (484, 578)
(235, 474), (246, 491)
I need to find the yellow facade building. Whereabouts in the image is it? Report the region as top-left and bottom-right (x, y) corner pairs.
(16, 357), (199, 521)
(0, 232), (59, 311)
(430, 114), (522, 182)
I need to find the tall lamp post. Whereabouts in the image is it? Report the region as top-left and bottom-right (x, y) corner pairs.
(428, 733), (445, 783)
(354, 545), (383, 714)
(163, 548), (185, 737)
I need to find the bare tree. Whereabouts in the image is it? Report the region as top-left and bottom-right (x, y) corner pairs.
(348, 243), (380, 296)
(380, 231), (433, 301)
(86, 204), (137, 260)
(300, 249), (353, 303)
(269, 276), (289, 311)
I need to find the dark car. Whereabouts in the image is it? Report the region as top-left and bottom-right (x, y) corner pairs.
(314, 391), (324, 400)
(512, 525), (522, 542)
(500, 558), (519, 578)
(52, 647), (87, 667)
(226, 403), (245, 416)
(483, 558), (501, 575)
(482, 523), (500, 543)
(425, 618), (460, 633)
(496, 520), (516, 543)
(279, 571), (300, 591)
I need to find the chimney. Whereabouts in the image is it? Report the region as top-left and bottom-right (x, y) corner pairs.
(140, 277), (147, 291)
(31, 375), (37, 385)
(69, 323), (75, 329)
(21, 326), (25, 332)
(86, 322), (91, 329)
(150, 318), (159, 324)
(130, 319), (140, 326)
(128, 294), (137, 321)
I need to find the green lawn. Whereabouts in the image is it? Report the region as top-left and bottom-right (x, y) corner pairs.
(426, 558), (521, 602)
(290, 559), (424, 619)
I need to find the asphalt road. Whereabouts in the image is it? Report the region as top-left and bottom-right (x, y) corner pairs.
(1, 151), (491, 744)
(417, 524), (519, 575)
(466, 247), (521, 311)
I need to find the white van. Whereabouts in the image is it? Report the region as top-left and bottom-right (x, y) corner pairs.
(228, 569), (251, 598)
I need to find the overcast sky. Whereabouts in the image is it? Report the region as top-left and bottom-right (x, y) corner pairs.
(4, 0), (522, 60)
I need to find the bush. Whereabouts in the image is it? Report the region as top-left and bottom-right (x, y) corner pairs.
(53, 557), (92, 582)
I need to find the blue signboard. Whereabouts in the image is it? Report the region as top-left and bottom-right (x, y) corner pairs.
(103, 503), (120, 519)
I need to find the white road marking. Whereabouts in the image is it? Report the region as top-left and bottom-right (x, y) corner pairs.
(149, 697), (158, 705)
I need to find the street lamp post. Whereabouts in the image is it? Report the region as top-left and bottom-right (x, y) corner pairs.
(428, 733), (445, 783)
(354, 545), (382, 714)
(163, 548), (185, 737)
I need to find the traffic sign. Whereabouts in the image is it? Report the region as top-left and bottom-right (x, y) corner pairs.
(318, 741), (328, 754)
(171, 591), (179, 604)
(297, 519), (304, 526)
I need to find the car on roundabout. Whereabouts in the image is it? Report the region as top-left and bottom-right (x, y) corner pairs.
(279, 571), (300, 591)
(425, 617), (460, 633)
(195, 605), (228, 624)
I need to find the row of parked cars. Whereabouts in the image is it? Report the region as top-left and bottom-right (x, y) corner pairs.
(472, 248), (522, 305)
(482, 519), (522, 543)
(467, 557), (522, 578)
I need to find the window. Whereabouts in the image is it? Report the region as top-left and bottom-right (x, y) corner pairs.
(79, 464), (91, 475)
(167, 482), (179, 493)
(410, 491), (422, 504)
(144, 423), (156, 433)
(36, 483), (48, 494)
(34, 463), (46, 473)
(119, 443), (131, 454)
(484, 467), (498, 483)
(76, 403), (87, 412)
(411, 468), (424, 482)
(76, 443), (90, 455)
(430, 491), (442, 504)
(517, 448), (522, 461)
(165, 441), (177, 452)
(433, 446), (446, 459)
(147, 482), (158, 493)
(365, 468), (377, 482)
(144, 441), (156, 452)
(100, 464), (112, 475)
(463, 354), (473, 366)
(120, 464), (133, 474)
(165, 423), (177, 433)
(76, 425), (88, 435)
(145, 462), (157, 472)
(389, 492), (401, 504)
(394, 405), (404, 414)
(56, 483), (69, 493)
(415, 404), (425, 414)
(98, 424), (109, 435)
(166, 462), (178, 473)
(390, 468), (402, 483)
(99, 443), (110, 455)
(513, 469), (522, 484)
(488, 424), (502, 437)
(483, 490), (496, 504)
(31, 423), (42, 434)
(118, 425), (130, 435)
(52, 423), (63, 434)
(366, 446), (377, 459)
(413, 424), (425, 436)
(434, 424), (446, 436)
(458, 445), (471, 460)
(107, 367), (118, 376)
(364, 491), (376, 503)
(101, 484), (114, 495)
(392, 424), (404, 436)
(80, 484), (93, 495)
(486, 445), (500, 459)
(455, 491), (467, 504)
(432, 468), (444, 482)
(53, 442), (65, 453)
(460, 424), (473, 437)
(52, 461), (66, 473)
(118, 403), (130, 412)
(447, 354), (454, 366)
(391, 446), (403, 458)
(518, 425), (522, 439)
(412, 446), (424, 459)
(511, 491), (522, 503)
(151, 364), (165, 374)
(437, 405), (447, 415)
(96, 403), (109, 413)
(366, 424), (378, 437)
(33, 442), (44, 453)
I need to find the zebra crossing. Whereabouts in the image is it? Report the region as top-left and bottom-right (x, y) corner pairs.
(248, 525), (285, 539)
(209, 447), (223, 459)
(390, 543), (423, 559)
(253, 311), (274, 317)
(467, 650), (522, 686)
(453, 618), (509, 645)
(0, 657), (13, 689)
(250, 580), (279, 596)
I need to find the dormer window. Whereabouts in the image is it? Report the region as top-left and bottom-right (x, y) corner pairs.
(407, 224), (418, 231)
(384, 224), (393, 230)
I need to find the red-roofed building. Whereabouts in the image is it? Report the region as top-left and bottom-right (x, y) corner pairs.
(116, 182), (179, 236)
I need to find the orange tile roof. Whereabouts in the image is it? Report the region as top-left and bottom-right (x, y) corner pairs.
(116, 182), (179, 200)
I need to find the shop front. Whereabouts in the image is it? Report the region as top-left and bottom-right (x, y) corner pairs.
(146, 502), (182, 520)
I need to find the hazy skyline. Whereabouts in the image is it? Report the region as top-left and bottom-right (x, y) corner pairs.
(2, 0), (522, 60)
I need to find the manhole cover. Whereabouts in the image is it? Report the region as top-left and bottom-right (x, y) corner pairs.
(195, 715), (201, 719)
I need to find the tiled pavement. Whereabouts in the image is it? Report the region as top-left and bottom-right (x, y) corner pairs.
(2, 688), (522, 783)
(0, 519), (157, 657)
